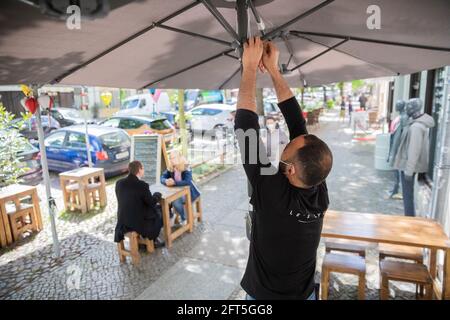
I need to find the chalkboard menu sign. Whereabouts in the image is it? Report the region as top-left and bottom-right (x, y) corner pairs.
(130, 134), (162, 186)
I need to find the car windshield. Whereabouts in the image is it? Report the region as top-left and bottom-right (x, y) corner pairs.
(122, 99), (140, 109)
(150, 119), (172, 130)
(59, 109), (82, 118)
(100, 131), (130, 149)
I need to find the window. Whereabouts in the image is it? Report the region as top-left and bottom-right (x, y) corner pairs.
(100, 132), (130, 149)
(65, 132), (86, 149)
(45, 131), (66, 147)
(203, 108), (222, 116)
(139, 99), (146, 108)
(150, 119), (172, 131)
(101, 118), (120, 128)
(119, 118), (142, 129)
(50, 110), (64, 121)
(122, 99), (139, 109)
(190, 108), (204, 116)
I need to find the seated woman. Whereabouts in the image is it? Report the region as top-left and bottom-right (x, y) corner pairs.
(160, 150), (200, 225)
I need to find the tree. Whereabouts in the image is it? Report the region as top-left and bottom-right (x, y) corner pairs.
(0, 105), (31, 188)
(351, 79), (365, 93)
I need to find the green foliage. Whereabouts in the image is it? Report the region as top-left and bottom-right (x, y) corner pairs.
(0, 105), (32, 187)
(326, 99), (334, 109)
(351, 79), (365, 92)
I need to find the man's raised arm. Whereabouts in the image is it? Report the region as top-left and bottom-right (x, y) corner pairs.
(262, 41), (308, 139)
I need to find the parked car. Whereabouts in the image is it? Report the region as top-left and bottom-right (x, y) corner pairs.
(98, 115), (175, 144)
(44, 125), (131, 177)
(116, 92), (171, 116)
(264, 98), (283, 122)
(12, 114), (61, 140)
(17, 140), (43, 185)
(187, 104), (235, 135)
(44, 108), (95, 127)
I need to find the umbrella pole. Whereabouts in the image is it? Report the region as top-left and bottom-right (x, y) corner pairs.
(32, 85), (61, 258)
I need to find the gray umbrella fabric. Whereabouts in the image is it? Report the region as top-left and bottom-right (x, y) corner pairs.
(1, 0), (450, 89)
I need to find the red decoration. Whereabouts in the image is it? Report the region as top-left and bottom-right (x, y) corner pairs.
(25, 97), (38, 114)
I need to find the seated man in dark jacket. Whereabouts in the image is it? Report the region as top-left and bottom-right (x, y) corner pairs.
(114, 161), (164, 248)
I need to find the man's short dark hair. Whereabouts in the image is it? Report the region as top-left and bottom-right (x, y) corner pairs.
(129, 161), (143, 175)
(294, 135), (333, 187)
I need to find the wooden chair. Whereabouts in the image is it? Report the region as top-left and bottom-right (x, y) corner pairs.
(117, 232), (154, 266)
(325, 239), (367, 257)
(321, 253), (366, 300)
(7, 203), (37, 241)
(379, 260), (433, 300)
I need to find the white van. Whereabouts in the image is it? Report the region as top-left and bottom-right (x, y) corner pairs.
(116, 92), (172, 116)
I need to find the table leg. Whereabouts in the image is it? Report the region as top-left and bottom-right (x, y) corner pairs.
(60, 177), (69, 212)
(162, 200), (172, 248)
(0, 202), (13, 245)
(99, 173), (107, 207)
(430, 248), (437, 279)
(443, 249), (450, 300)
(185, 189), (193, 233)
(32, 189), (43, 230)
(0, 202), (7, 247)
(78, 179), (87, 214)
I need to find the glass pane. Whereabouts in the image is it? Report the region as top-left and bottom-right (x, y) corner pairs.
(100, 132), (130, 149)
(45, 132), (66, 147)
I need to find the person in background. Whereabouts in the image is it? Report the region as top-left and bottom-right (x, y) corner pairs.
(114, 161), (165, 248)
(359, 93), (367, 111)
(339, 96), (346, 122)
(347, 95), (353, 126)
(161, 150), (201, 225)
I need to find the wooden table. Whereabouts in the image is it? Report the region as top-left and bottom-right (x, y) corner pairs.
(322, 210), (450, 300)
(0, 184), (43, 247)
(150, 183), (193, 249)
(59, 167), (107, 214)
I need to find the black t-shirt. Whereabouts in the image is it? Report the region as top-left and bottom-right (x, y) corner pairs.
(234, 97), (329, 300)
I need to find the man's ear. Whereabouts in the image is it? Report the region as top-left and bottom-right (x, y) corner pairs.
(288, 164), (296, 177)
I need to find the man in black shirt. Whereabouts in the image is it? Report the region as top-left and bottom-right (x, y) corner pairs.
(234, 38), (333, 300)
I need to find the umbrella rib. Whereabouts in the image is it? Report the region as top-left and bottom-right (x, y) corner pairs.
(291, 32), (399, 75)
(142, 49), (234, 88)
(289, 39), (349, 72)
(219, 67), (241, 89)
(262, 0), (335, 41)
(291, 30), (450, 52)
(200, 0), (240, 43)
(157, 24), (232, 47)
(51, 1), (200, 84)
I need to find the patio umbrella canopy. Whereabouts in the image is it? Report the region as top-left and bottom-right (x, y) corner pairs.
(0, 0), (450, 89)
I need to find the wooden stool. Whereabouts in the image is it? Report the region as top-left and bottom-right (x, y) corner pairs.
(325, 239), (367, 257)
(7, 203), (37, 241)
(117, 232), (154, 266)
(379, 243), (423, 263)
(85, 182), (101, 210)
(66, 183), (82, 211)
(379, 260), (433, 300)
(321, 253), (366, 300)
(193, 197), (202, 223)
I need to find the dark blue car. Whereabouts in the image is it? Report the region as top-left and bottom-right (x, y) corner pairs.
(44, 125), (131, 177)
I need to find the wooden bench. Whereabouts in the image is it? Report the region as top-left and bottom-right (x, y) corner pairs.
(117, 232), (154, 266)
(378, 243), (423, 263)
(325, 240), (367, 257)
(321, 253), (366, 300)
(379, 260), (433, 300)
(7, 203), (38, 241)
